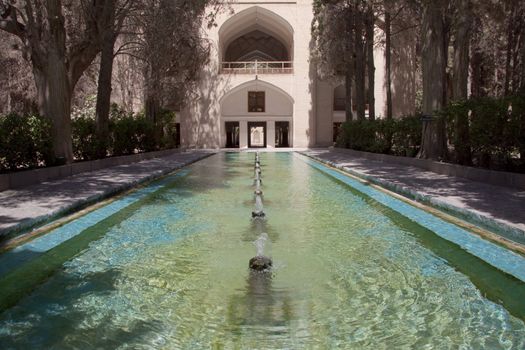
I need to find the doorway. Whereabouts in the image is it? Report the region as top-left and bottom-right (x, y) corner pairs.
(248, 122), (267, 148)
(275, 121), (290, 147)
(225, 121), (240, 148)
(333, 122), (343, 143)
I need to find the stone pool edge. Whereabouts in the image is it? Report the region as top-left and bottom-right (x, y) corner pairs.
(0, 151), (216, 242)
(297, 151), (525, 254)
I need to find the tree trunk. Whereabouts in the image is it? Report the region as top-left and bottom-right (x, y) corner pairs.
(385, 9), (393, 119)
(1, 1), (115, 164)
(442, 16), (451, 106)
(417, 0), (448, 160)
(354, 7), (366, 120)
(470, 49), (483, 97)
(345, 70), (353, 122)
(33, 0), (74, 164)
(365, 6), (375, 121)
(452, 0), (472, 165)
(144, 61), (162, 147)
(522, 14), (525, 93)
(345, 6), (354, 122)
(470, 18), (485, 98)
(520, 16), (525, 164)
(34, 57), (73, 164)
(504, 2), (515, 96)
(95, 36), (116, 158)
(95, 1), (117, 159)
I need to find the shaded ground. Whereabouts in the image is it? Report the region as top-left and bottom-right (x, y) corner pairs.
(302, 149), (525, 238)
(0, 150), (213, 237)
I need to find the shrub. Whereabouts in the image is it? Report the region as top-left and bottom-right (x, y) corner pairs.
(338, 120), (375, 151)
(469, 97), (510, 167)
(338, 116), (421, 157)
(0, 113), (53, 171)
(111, 105), (156, 156)
(443, 96), (523, 170)
(0, 101), (179, 173)
(507, 94), (525, 165)
(391, 115), (421, 157)
(71, 115), (99, 161)
(71, 95), (101, 161)
(158, 110), (179, 149)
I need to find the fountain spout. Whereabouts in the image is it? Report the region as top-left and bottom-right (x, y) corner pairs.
(249, 233), (272, 271)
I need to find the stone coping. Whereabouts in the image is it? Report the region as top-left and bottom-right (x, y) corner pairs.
(301, 150), (525, 246)
(296, 153), (525, 282)
(0, 151), (214, 238)
(333, 148), (525, 190)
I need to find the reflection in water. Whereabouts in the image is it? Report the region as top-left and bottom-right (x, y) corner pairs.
(0, 153), (524, 349)
(227, 271), (293, 333)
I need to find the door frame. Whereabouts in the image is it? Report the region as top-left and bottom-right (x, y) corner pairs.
(247, 121), (267, 148)
(275, 121), (290, 148)
(225, 121), (240, 148)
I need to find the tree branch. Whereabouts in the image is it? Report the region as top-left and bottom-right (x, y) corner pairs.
(0, 6), (25, 39)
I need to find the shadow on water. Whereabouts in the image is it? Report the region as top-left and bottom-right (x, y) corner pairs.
(0, 174), (184, 314)
(0, 268), (162, 349)
(0, 153), (243, 316)
(313, 165), (525, 321)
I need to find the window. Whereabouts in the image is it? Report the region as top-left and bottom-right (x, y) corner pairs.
(248, 91), (265, 112)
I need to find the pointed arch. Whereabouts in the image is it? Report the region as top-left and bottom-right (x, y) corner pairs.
(220, 79), (294, 106)
(219, 6), (294, 61)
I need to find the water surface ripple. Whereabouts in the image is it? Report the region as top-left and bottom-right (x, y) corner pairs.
(0, 153), (524, 349)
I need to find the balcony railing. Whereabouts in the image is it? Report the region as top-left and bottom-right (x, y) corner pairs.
(220, 60), (293, 74)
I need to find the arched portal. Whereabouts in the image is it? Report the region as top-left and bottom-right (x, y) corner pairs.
(220, 79), (294, 148)
(219, 6), (294, 74)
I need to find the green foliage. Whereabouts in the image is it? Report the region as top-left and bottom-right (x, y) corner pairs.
(72, 115), (98, 161)
(340, 95), (524, 172)
(71, 95), (99, 161)
(158, 110), (179, 149)
(338, 116), (421, 157)
(111, 105), (156, 156)
(391, 116), (422, 157)
(1, 102), (179, 172)
(0, 113), (53, 171)
(443, 96), (524, 170)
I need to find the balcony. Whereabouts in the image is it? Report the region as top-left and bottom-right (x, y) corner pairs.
(220, 61), (293, 75)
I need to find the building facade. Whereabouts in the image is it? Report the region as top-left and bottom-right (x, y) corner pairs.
(180, 0), (401, 149)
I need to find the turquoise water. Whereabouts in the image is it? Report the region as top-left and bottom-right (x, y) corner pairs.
(0, 152), (524, 349)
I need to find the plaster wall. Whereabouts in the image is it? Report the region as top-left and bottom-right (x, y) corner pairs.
(181, 0), (408, 148)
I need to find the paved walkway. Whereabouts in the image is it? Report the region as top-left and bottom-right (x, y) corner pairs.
(2, 148), (524, 246)
(302, 149), (525, 243)
(0, 150), (213, 236)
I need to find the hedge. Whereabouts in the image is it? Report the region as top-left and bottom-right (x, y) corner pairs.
(337, 94), (525, 172)
(0, 105), (179, 172)
(443, 95), (525, 170)
(337, 115), (422, 157)
(0, 113), (54, 171)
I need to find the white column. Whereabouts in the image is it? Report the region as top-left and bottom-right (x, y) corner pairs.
(240, 120), (248, 149)
(293, 2), (315, 148)
(267, 120), (275, 148)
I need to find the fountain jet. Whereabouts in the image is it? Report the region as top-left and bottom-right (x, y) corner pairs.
(249, 233), (272, 271)
(252, 192), (265, 218)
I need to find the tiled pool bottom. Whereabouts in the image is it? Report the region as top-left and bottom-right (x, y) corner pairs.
(0, 152), (524, 349)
